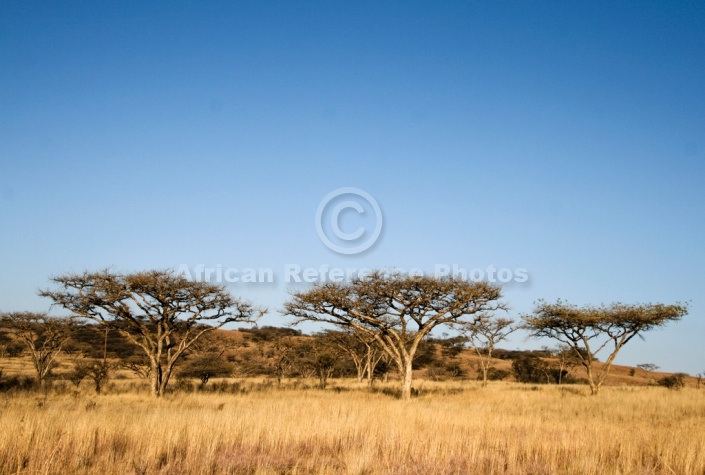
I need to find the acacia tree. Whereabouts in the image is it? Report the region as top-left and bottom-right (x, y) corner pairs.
(40, 269), (263, 397)
(553, 344), (582, 384)
(269, 336), (299, 385)
(321, 329), (384, 386)
(0, 331), (12, 359)
(118, 354), (152, 379)
(460, 315), (515, 387)
(636, 363), (659, 380)
(308, 340), (341, 389)
(522, 300), (687, 395)
(178, 354), (234, 385)
(188, 330), (242, 358)
(283, 271), (505, 400)
(71, 359), (110, 394)
(0, 312), (76, 387)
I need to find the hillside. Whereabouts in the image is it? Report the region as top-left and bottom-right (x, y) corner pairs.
(0, 325), (699, 389)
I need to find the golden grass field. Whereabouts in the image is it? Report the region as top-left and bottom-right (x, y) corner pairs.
(1, 379), (704, 475)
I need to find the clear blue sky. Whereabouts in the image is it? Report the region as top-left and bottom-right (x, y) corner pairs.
(1, 1), (703, 374)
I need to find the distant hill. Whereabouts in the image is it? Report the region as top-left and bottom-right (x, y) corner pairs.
(0, 323), (700, 388)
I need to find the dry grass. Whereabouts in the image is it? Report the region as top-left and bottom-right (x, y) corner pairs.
(1, 381), (704, 474)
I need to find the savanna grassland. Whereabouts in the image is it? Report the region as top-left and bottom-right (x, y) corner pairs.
(1, 380), (704, 475)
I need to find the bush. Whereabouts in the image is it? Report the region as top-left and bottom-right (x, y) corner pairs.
(486, 367), (511, 381)
(493, 348), (598, 362)
(512, 356), (551, 384)
(494, 349), (554, 360)
(179, 354), (234, 384)
(411, 341), (437, 369)
(2, 343), (24, 358)
(658, 373), (688, 390)
(69, 360), (110, 393)
(174, 378), (195, 393)
(241, 326), (302, 342)
(428, 336), (467, 358)
(427, 361), (465, 381)
(0, 375), (36, 392)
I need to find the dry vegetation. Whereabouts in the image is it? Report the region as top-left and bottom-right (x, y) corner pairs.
(1, 380), (704, 475)
(2, 323), (702, 474)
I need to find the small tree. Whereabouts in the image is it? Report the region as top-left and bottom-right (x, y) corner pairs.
(188, 330), (242, 358)
(461, 315), (515, 387)
(69, 362), (89, 388)
(179, 354), (233, 385)
(512, 355), (552, 384)
(553, 344), (581, 384)
(0, 331), (12, 358)
(118, 354), (152, 379)
(312, 350), (339, 389)
(486, 367), (511, 381)
(0, 312), (76, 387)
(269, 337), (299, 385)
(88, 360), (110, 394)
(523, 300), (687, 395)
(69, 359), (110, 393)
(658, 373), (687, 390)
(321, 329), (384, 386)
(284, 272), (506, 400)
(636, 363), (659, 380)
(40, 269), (263, 397)
(289, 342), (317, 380)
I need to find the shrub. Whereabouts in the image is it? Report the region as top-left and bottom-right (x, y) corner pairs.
(241, 326), (302, 342)
(0, 375), (36, 392)
(428, 361), (465, 381)
(486, 367), (511, 381)
(178, 354), (234, 384)
(658, 373), (688, 390)
(512, 356), (551, 384)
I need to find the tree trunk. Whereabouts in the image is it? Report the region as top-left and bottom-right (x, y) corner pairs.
(31, 352), (50, 388)
(583, 361), (600, 395)
(400, 361), (413, 400)
(365, 351), (374, 387)
(366, 359), (374, 387)
(589, 381), (600, 395)
(355, 359), (364, 383)
(150, 361), (162, 397)
(586, 368), (600, 395)
(158, 363), (176, 396)
(480, 362), (489, 387)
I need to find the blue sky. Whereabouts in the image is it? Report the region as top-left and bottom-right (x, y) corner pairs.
(1, 1), (703, 374)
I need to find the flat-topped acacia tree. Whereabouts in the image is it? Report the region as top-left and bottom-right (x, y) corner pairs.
(0, 312), (76, 387)
(461, 315), (516, 387)
(522, 300), (688, 395)
(40, 269), (263, 397)
(283, 271), (506, 400)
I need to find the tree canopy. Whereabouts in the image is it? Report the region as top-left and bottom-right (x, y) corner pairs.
(284, 271), (506, 399)
(522, 300), (687, 394)
(40, 269), (263, 396)
(0, 312), (76, 386)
